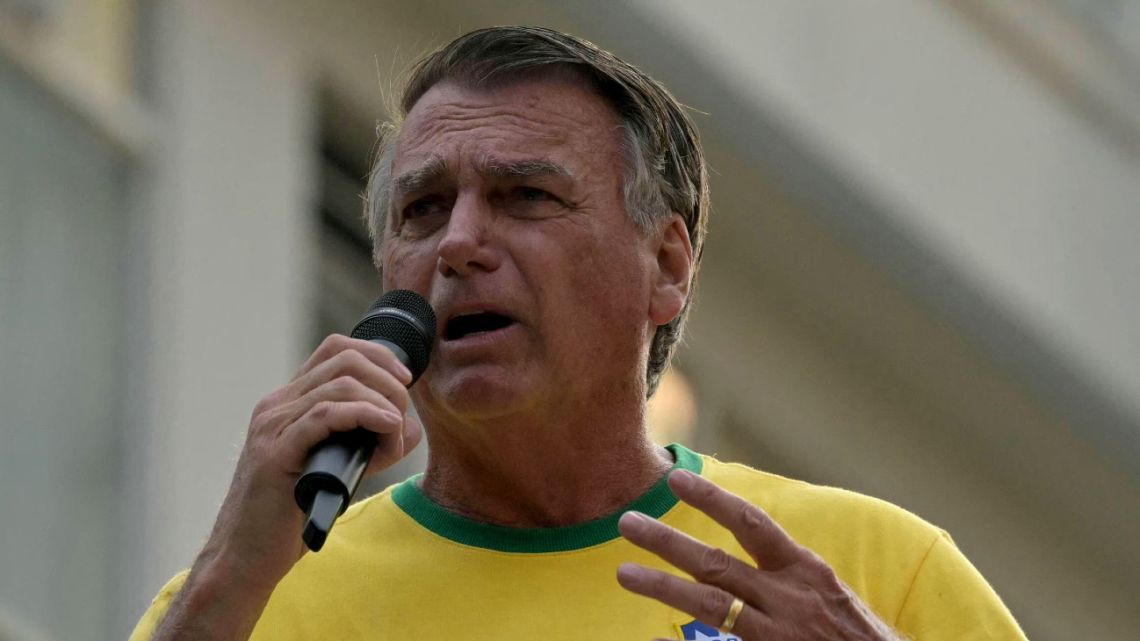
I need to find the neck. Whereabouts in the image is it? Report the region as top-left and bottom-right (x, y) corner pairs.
(416, 411), (674, 529)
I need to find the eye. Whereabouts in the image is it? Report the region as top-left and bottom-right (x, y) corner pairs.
(403, 197), (446, 219)
(517, 187), (551, 202)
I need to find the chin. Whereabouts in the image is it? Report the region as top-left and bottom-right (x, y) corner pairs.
(423, 366), (538, 421)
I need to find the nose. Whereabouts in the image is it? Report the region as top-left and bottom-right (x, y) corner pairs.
(436, 193), (500, 277)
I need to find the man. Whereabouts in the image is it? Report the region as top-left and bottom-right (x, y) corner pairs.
(131, 26), (1027, 641)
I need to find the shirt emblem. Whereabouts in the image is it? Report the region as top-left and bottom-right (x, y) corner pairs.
(676, 619), (742, 640)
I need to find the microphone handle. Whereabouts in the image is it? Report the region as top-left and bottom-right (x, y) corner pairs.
(294, 339), (411, 551)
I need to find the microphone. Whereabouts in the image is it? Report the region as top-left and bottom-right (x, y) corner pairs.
(294, 289), (436, 552)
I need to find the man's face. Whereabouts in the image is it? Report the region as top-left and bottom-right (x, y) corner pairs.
(381, 76), (664, 422)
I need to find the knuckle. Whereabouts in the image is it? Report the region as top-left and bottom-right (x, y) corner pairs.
(348, 399), (375, 415)
(249, 395), (286, 433)
(250, 398), (273, 422)
(330, 350), (372, 381)
(697, 547), (734, 582)
(801, 549), (824, 571)
(648, 570), (673, 595)
(738, 503), (767, 535)
(334, 347), (407, 395)
(331, 375), (361, 394)
(384, 380), (408, 401)
(647, 522), (675, 549)
(250, 389), (285, 421)
(815, 563), (843, 593)
(343, 348), (372, 370)
(250, 408), (280, 434)
(798, 551), (842, 590)
(347, 399), (370, 414)
(830, 587), (853, 609)
(313, 333), (349, 361)
(739, 503), (761, 526)
(694, 480), (718, 501)
(321, 333), (350, 350)
(310, 400), (335, 420)
(698, 586), (727, 620)
(364, 403), (398, 428)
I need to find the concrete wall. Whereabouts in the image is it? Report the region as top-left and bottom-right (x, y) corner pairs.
(622, 0), (1140, 436)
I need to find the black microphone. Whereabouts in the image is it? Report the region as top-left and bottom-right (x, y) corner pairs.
(294, 289), (436, 552)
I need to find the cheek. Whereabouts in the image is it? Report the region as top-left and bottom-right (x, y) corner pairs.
(555, 236), (653, 326)
(584, 228), (652, 288)
(381, 243), (433, 291)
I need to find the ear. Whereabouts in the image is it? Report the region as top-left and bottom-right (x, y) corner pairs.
(648, 213), (694, 326)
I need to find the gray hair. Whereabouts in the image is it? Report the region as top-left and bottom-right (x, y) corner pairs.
(364, 26), (709, 396)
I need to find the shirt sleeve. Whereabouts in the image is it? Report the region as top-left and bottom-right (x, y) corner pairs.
(894, 532), (1027, 641)
(127, 571), (190, 641)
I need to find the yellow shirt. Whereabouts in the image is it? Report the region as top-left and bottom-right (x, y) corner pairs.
(130, 444), (1026, 640)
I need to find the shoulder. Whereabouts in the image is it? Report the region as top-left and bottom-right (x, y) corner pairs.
(699, 453), (944, 546)
(694, 451), (946, 617)
(689, 452), (966, 626)
(127, 571), (190, 641)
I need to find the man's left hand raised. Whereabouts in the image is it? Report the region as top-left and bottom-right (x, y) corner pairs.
(617, 469), (903, 641)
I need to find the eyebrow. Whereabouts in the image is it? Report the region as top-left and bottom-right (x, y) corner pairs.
(480, 158), (572, 180)
(391, 156), (573, 198)
(392, 156), (448, 197)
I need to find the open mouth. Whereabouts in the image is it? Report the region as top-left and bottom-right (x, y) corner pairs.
(443, 312), (516, 341)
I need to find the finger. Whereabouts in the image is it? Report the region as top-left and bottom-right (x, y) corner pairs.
(364, 413), (423, 475)
(618, 511), (779, 612)
(616, 563), (770, 637)
(288, 348), (410, 415)
(280, 400), (405, 472)
(668, 470), (802, 571)
(294, 334), (413, 385)
(274, 375), (402, 437)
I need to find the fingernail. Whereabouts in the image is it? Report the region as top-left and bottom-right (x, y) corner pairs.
(398, 364), (413, 383)
(670, 469), (695, 490)
(620, 511), (650, 532)
(381, 409), (403, 426)
(617, 563), (645, 585)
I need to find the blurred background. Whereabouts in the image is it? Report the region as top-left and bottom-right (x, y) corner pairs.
(2, 1), (1139, 639)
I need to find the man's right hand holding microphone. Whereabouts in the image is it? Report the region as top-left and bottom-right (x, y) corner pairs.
(149, 293), (432, 641)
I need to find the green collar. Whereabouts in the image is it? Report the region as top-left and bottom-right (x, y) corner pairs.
(390, 443), (702, 553)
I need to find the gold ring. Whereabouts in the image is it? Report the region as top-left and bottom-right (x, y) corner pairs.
(721, 596), (745, 632)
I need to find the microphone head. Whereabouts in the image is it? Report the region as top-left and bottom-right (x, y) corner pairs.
(351, 290), (437, 383)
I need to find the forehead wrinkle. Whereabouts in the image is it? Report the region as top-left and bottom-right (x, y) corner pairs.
(404, 99), (589, 148)
(476, 156), (573, 180)
(394, 84), (624, 201)
(404, 115), (572, 153)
